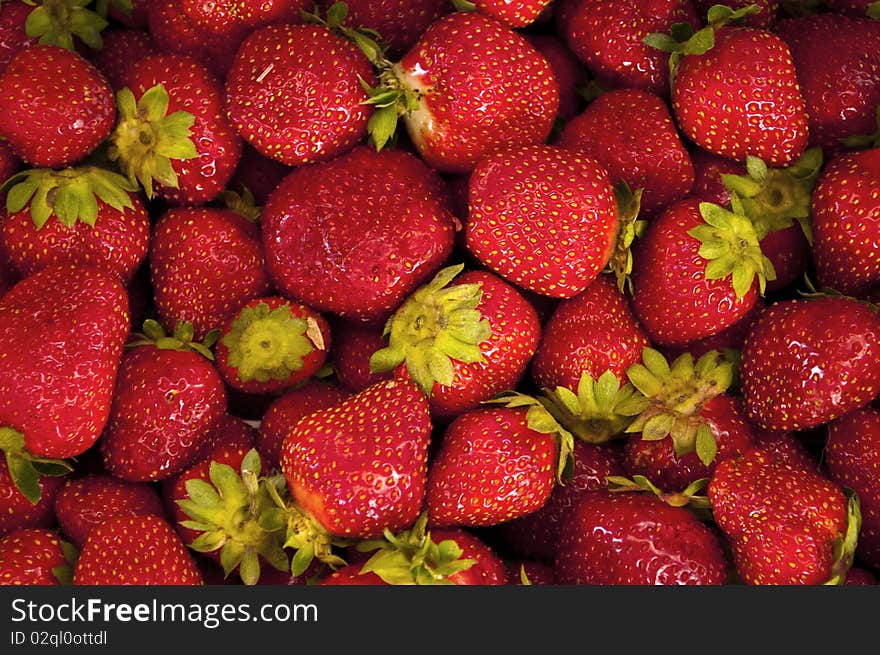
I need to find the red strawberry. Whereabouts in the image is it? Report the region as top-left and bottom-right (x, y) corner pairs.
(214, 297), (331, 395)
(431, 528), (507, 585)
(330, 321), (393, 394)
(53, 475), (165, 548)
(190, 412), (258, 467)
(88, 28), (157, 90)
(0, 460), (64, 538)
(846, 567), (878, 585)
(708, 448), (858, 585)
(690, 145), (743, 206)
(0, 139), (20, 186)
(370, 265), (541, 419)
(1, 167), (149, 283)
(182, 0), (306, 38)
(224, 23), (374, 167)
(524, 33), (587, 122)
(825, 0), (880, 15)
(74, 514), (203, 585)
(0, 528), (73, 585)
(109, 53), (242, 205)
(557, 0), (700, 97)
(367, 11), (559, 173)
(0, 45), (114, 168)
(751, 428), (817, 472)
(258, 381), (349, 470)
(472, 0), (553, 27)
(812, 149), (880, 297)
(100, 321), (228, 482)
(110, 0), (151, 29)
(0, 1), (36, 74)
(555, 88), (695, 217)
(280, 378), (432, 538)
(554, 490), (729, 584)
(661, 296), (764, 362)
(465, 144), (619, 298)
(740, 295), (880, 430)
(825, 407), (880, 573)
(506, 560), (556, 585)
(261, 146), (455, 324)
(228, 144), (291, 206)
(150, 207), (271, 340)
(694, 0), (779, 28)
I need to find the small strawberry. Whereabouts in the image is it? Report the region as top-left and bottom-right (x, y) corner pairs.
(330, 320), (394, 394)
(470, 0), (553, 27)
(689, 145), (743, 206)
(0, 1), (36, 74)
(554, 490), (729, 584)
(740, 295), (880, 430)
(189, 412), (258, 467)
(88, 28), (157, 90)
(524, 33), (587, 122)
(0, 459), (64, 538)
(181, 0), (307, 39)
(73, 514), (203, 585)
(100, 320), (228, 482)
(0, 528), (76, 585)
(465, 144), (619, 299)
(227, 144), (290, 206)
(708, 448), (859, 585)
(280, 378), (432, 539)
(751, 427), (817, 472)
(0, 45), (115, 168)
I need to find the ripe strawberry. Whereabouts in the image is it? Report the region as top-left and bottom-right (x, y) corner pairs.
(0, 459), (64, 538)
(109, 53), (242, 205)
(0, 45), (115, 168)
(258, 381), (349, 470)
(0, 528), (73, 585)
(181, 0), (306, 38)
(370, 265), (541, 419)
(1, 166), (148, 283)
(554, 490), (729, 584)
(693, 0), (779, 28)
(225, 23), (375, 167)
(465, 144), (618, 299)
(228, 144), (290, 206)
(100, 321), (228, 482)
(531, 274), (650, 392)
(472, 0), (553, 27)
(690, 145), (743, 206)
(53, 475), (165, 548)
(88, 28), (157, 90)
(555, 88), (695, 217)
(825, 407), (880, 573)
(280, 378), (432, 538)
(110, 0), (151, 29)
(330, 321), (393, 394)
(557, 0), (699, 97)
(0, 138), (20, 185)
(648, 6), (809, 166)
(74, 514), (203, 585)
(740, 295), (880, 430)
(150, 207), (271, 340)
(0, 1), (36, 74)
(367, 11), (559, 173)
(751, 427), (817, 472)
(524, 33), (587, 122)
(261, 146), (455, 324)
(661, 297), (764, 363)
(825, 0), (880, 15)
(812, 149), (880, 297)
(190, 412), (258, 467)
(708, 448), (859, 585)
(846, 567), (878, 585)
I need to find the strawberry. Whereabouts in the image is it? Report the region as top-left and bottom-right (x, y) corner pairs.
(228, 144), (290, 206)
(708, 448), (859, 585)
(825, 0), (880, 16)
(812, 149), (880, 297)
(555, 88), (695, 217)
(465, 144), (619, 299)
(109, 0), (151, 29)
(214, 296), (332, 395)
(258, 381), (349, 470)
(100, 320), (228, 482)
(280, 378), (432, 539)
(0, 528), (74, 585)
(471, 0), (553, 27)
(524, 33), (587, 122)
(530, 274), (650, 392)
(0, 459), (64, 538)
(751, 427), (817, 472)
(369, 265), (541, 419)
(330, 320), (394, 393)
(181, 0), (307, 39)
(647, 6), (809, 166)
(846, 567), (878, 585)
(740, 295), (880, 430)
(694, 0), (779, 28)
(506, 560), (556, 585)
(557, 0), (700, 97)
(224, 22), (375, 167)
(150, 207), (271, 340)
(690, 145), (743, 206)
(73, 514), (203, 585)
(365, 11), (559, 173)
(0, 45), (114, 168)
(0, 1), (36, 74)
(261, 146), (455, 324)
(661, 296), (764, 363)
(189, 412), (258, 467)
(554, 490), (729, 584)
(53, 475), (165, 548)
(1, 166), (148, 283)
(109, 53), (242, 205)
(88, 28), (157, 90)
(825, 407), (880, 573)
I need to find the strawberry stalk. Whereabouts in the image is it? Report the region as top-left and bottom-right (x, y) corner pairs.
(0, 427), (72, 505)
(606, 474), (712, 510)
(23, 0), (109, 51)
(128, 319), (219, 361)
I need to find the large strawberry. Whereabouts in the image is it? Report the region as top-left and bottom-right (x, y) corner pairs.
(0, 528), (74, 586)
(740, 295), (880, 430)
(465, 144), (619, 299)
(708, 448), (859, 585)
(0, 45), (114, 168)
(261, 146), (455, 324)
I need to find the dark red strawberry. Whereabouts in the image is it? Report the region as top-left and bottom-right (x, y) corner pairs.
(330, 321), (394, 394)
(556, 88), (695, 217)
(53, 474), (165, 547)
(751, 428), (817, 472)
(182, 0), (306, 39)
(0, 139), (20, 185)
(825, 407), (880, 573)
(524, 33), (587, 122)
(280, 378), (432, 538)
(74, 514), (203, 585)
(472, 0), (553, 27)
(740, 295), (880, 430)
(100, 321), (228, 482)
(370, 266), (541, 419)
(88, 28), (157, 90)
(554, 490), (729, 584)
(110, 0), (151, 28)
(228, 144), (291, 206)
(0, 45), (114, 168)
(190, 412), (258, 467)
(506, 560), (556, 585)
(0, 459), (64, 538)
(846, 568), (878, 585)
(317, 566), (388, 585)
(689, 146), (743, 206)
(825, 0), (880, 15)
(261, 146), (455, 324)
(150, 207), (271, 340)
(694, 0), (779, 28)
(0, 528), (73, 585)
(465, 144), (618, 298)
(708, 448), (858, 585)
(0, 1), (36, 74)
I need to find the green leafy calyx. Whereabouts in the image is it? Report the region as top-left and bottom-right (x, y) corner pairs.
(826, 489), (862, 586)
(24, 0), (108, 51)
(605, 180), (647, 294)
(128, 320), (219, 361)
(0, 426), (72, 506)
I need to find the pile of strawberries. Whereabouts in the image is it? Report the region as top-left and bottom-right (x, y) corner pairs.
(0, 0), (879, 587)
